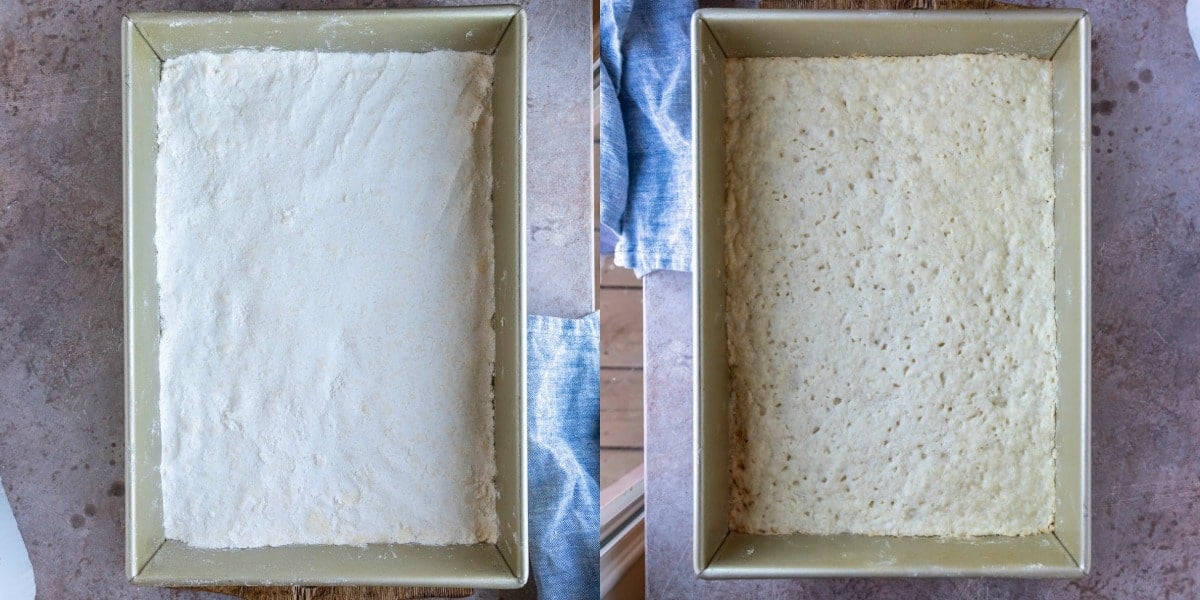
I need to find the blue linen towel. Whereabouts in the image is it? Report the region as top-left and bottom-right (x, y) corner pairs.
(600, 0), (698, 276)
(527, 313), (600, 600)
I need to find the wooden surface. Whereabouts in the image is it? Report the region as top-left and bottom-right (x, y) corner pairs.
(601, 368), (644, 448)
(598, 265), (645, 488)
(600, 450), (645, 490)
(188, 587), (473, 600)
(598, 287), (644, 368)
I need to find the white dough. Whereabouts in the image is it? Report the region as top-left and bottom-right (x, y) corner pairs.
(725, 55), (1057, 537)
(155, 50), (498, 548)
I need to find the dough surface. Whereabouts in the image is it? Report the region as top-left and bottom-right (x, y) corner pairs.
(155, 50), (498, 548)
(725, 54), (1057, 537)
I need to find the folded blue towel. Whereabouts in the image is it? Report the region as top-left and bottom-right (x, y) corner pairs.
(527, 313), (600, 599)
(600, 0), (698, 276)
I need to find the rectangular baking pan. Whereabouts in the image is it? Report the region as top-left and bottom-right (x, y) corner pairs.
(692, 8), (1090, 578)
(122, 7), (527, 588)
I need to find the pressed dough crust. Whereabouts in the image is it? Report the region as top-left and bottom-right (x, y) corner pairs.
(725, 55), (1058, 537)
(155, 50), (499, 548)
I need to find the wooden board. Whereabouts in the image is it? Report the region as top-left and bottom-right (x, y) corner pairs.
(599, 287), (644, 368)
(601, 368), (644, 448)
(600, 449), (645, 490)
(601, 407), (644, 449)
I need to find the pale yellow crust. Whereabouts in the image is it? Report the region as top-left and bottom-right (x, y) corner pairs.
(725, 55), (1057, 537)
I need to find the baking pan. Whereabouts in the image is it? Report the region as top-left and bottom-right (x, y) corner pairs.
(692, 8), (1090, 578)
(122, 7), (527, 587)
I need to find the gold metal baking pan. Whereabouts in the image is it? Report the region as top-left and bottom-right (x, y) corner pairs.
(123, 6), (527, 588)
(692, 8), (1090, 578)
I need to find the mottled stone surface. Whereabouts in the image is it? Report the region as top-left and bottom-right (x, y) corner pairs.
(646, 0), (1200, 597)
(0, 1), (588, 598)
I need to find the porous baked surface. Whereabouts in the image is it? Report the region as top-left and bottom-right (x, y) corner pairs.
(155, 50), (498, 548)
(725, 55), (1057, 537)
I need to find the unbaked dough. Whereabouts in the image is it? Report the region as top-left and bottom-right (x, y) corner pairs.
(725, 54), (1057, 537)
(155, 50), (498, 548)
